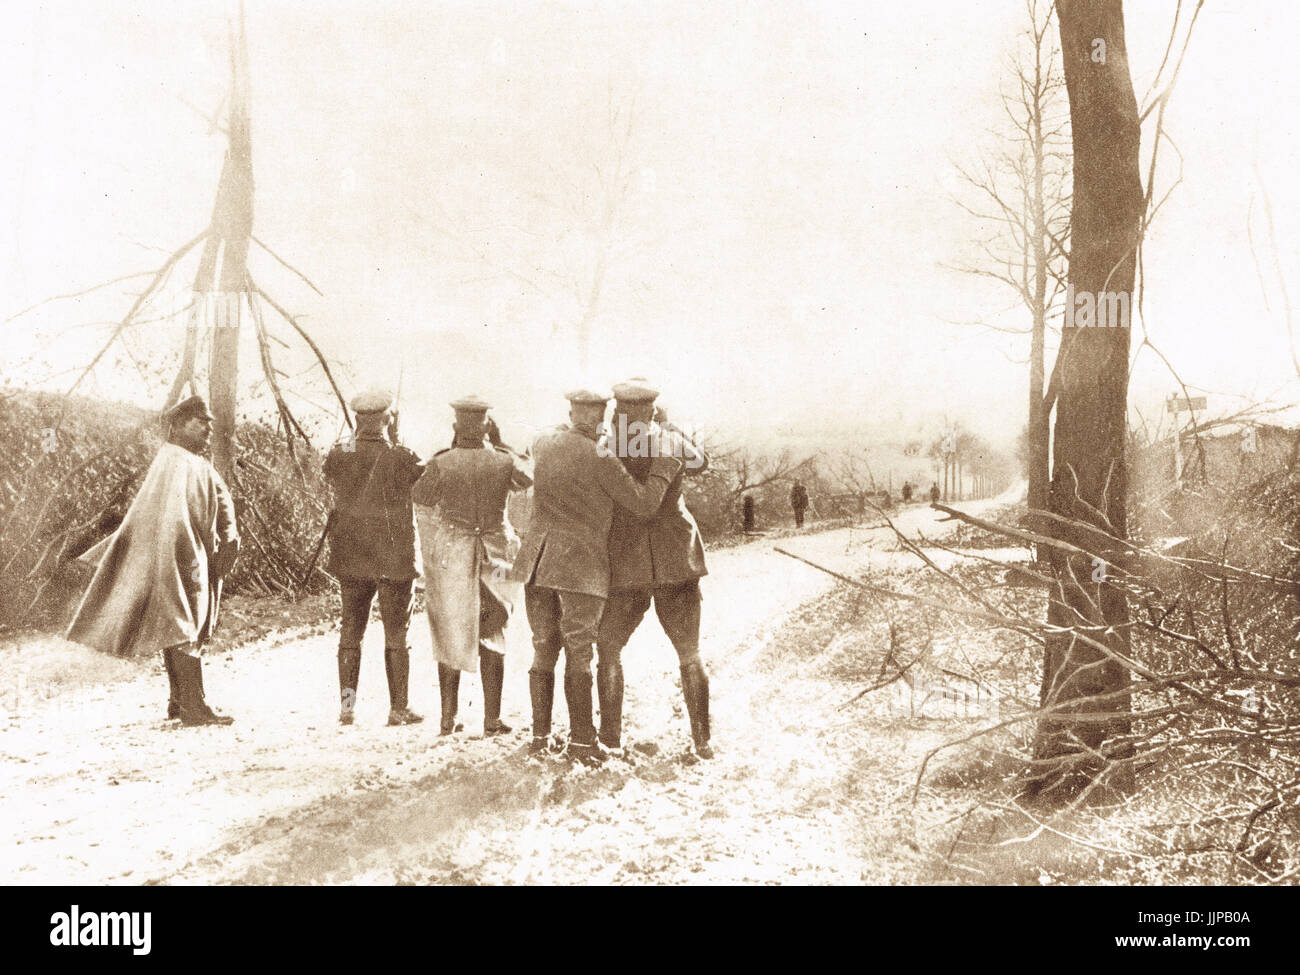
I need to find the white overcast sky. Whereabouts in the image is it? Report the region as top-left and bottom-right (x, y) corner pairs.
(3, 0), (1299, 456)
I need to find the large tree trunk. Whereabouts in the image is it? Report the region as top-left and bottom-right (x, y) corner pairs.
(208, 299), (241, 483)
(199, 15), (253, 484)
(1030, 0), (1143, 800)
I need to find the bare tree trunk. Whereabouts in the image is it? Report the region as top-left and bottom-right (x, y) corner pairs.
(209, 303), (240, 482)
(955, 1), (1066, 515)
(1030, 0), (1142, 801)
(200, 11), (253, 484)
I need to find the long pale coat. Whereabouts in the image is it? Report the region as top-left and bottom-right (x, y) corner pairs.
(413, 444), (531, 672)
(67, 443), (238, 657)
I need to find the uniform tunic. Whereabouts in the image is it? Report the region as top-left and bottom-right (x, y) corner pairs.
(510, 424), (680, 599)
(599, 425), (710, 661)
(511, 423), (679, 664)
(607, 425), (709, 590)
(323, 433), (423, 582)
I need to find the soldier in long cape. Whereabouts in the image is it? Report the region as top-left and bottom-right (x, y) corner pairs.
(67, 395), (239, 726)
(413, 396), (532, 737)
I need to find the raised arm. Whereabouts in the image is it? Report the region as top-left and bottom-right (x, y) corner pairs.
(411, 459), (442, 509)
(597, 452), (683, 519)
(509, 453), (534, 492)
(661, 424), (709, 476)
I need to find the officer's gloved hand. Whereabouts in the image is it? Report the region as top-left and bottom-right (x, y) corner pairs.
(648, 453), (684, 482)
(213, 537), (240, 579)
(485, 415), (504, 448)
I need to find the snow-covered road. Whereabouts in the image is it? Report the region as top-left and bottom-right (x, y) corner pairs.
(1, 499), (1009, 884)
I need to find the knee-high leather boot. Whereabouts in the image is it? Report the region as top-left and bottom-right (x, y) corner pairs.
(385, 647), (424, 726)
(480, 649), (511, 736)
(437, 663), (463, 736)
(338, 645), (361, 724)
(596, 658), (624, 750)
(564, 651), (604, 766)
(176, 651), (233, 727)
(164, 646), (182, 720)
(529, 670), (555, 753)
(680, 659), (714, 759)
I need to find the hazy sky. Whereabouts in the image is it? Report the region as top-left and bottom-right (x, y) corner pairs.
(3, 0), (1299, 458)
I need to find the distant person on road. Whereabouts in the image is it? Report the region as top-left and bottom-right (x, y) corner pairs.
(790, 481), (809, 528)
(742, 494), (755, 533)
(929, 482), (941, 503)
(412, 396), (532, 738)
(902, 482), (913, 503)
(324, 388), (426, 727)
(67, 395), (239, 727)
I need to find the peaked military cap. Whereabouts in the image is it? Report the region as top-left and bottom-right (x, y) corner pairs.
(450, 394), (491, 413)
(350, 387), (395, 414)
(611, 378), (659, 403)
(165, 394), (214, 423)
(565, 388), (611, 405)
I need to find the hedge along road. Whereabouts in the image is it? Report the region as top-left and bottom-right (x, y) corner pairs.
(0, 494), (1014, 885)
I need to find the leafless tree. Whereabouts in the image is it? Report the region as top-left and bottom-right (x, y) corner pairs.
(951, 0), (1071, 514)
(724, 446), (818, 505)
(0, 5), (348, 615)
(414, 87), (645, 373)
(832, 448), (878, 515)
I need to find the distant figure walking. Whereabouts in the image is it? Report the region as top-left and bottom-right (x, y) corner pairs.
(742, 495), (755, 533)
(790, 481), (809, 528)
(901, 481), (913, 503)
(929, 482), (941, 503)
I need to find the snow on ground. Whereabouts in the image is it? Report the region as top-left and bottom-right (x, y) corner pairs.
(1, 499), (1010, 885)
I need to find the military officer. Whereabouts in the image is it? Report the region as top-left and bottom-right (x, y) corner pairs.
(510, 388), (683, 766)
(412, 395), (532, 737)
(596, 379), (714, 759)
(68, 394), (239, 727)
(323, 388), (426, 726)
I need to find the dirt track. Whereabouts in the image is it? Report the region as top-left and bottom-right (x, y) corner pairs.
(1, 500), (1005, 885)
